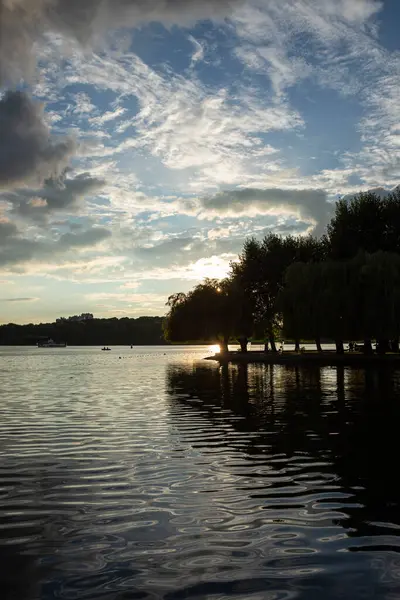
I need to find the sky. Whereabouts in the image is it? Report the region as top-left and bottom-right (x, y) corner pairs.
(0, 0), (399, 324)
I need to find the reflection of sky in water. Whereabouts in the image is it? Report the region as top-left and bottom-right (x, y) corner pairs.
(0, 346), (399, 599)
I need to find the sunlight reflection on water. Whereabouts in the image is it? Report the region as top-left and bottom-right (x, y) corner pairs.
(208, 343), (221, 354)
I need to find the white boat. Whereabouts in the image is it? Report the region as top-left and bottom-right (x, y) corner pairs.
(37, 339), (67, 348)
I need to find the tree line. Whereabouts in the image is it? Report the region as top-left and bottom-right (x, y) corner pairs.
(164, 189), (400, 354)
(0, 317), (166, 346)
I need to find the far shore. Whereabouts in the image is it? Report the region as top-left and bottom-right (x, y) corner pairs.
(205, 350), (400, 366)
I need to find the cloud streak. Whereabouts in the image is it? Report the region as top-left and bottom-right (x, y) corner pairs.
(0, 297), (38, 302)
(198, 188), (333, 236)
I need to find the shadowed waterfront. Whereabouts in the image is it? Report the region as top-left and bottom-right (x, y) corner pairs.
(167, 361), (400, 597)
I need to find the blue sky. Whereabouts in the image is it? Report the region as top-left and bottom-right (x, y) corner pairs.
(0, 0), (399, 323)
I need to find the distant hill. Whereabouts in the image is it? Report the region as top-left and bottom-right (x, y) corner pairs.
(0, 316), (167, 346)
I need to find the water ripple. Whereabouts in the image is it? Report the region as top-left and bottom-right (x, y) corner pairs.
(0, 347), (400, 599)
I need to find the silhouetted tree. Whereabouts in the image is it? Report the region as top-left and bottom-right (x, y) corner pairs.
(279, 251), (400, 354)
(164, 278), (254, 353)
(278, 261), (325, 351)
(231, 233), (326, 351)
(328, 188), (400, 259)
(0, 317), (166, 346)
(360, 251), (400, 352)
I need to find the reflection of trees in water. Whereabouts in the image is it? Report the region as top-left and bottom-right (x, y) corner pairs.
(167, 362), (334, 459)
(166, 362), (400, 542)
(0, 545), (41, 600)
(334, 367), (400, 542)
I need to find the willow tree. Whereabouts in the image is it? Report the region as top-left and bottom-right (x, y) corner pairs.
(360, 251), (400, 352)
(224, 276), (253, 352)
(278, 261), (324, 351)
(279, 256), (365, 354)
(164, 292), (195, 343)
(279, 251), (400, 354)
(231, 233), (326, 352)
(319, 260), (356, 354)
(164, 278), (253, 353)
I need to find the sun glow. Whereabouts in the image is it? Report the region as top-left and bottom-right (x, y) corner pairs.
(208, 344), (221, 354)
(191, 256), (231, 280)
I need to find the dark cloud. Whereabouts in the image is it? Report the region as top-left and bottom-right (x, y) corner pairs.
(4, 172), (105, 222)
(200, 188), (333, 236)
(0, 220), (38, 266)
(0, 0), (244, 84)
(263, 220), (314, 235)
(341, 185), (400, 202)
(0, 91), (75, 190)
(0, 221), (18, 239)
(0, 220), (111, 267)
(57, 228), (111, 250)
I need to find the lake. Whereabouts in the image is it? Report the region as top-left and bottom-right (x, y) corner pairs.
(1, 345), (400, 599)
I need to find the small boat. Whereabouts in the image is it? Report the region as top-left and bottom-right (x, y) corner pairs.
(37, 338), (67, 348)
(101, 347), (111, 351)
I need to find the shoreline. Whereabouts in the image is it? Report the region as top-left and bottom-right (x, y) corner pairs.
(205, 350), (400, 366)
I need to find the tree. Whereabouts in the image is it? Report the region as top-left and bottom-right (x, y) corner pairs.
(278, 261), (325, 351)
(327, 189), (400, 259)
(222, 276), (253, 352)
(231, 233), (326, 351)
(360, 251), (400, 352)
(382, 187), (400, 253)
(318, 260), (354, 354)
(164, 279), (249, 353)
(0, 317), (166, 345)
(279, 251), (400, 354)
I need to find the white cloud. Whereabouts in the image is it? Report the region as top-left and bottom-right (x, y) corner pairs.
(85, 291), (167, 314)
(89, 107), (127, 126)
(188, 35), (205, 65)
(73, 92), (97, 115)
(58, 49), (301, 190)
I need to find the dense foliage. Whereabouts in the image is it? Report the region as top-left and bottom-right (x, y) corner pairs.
(164, 278), (252, 353)
(0, 317), (166, 346)
(164, 187), (400, 354)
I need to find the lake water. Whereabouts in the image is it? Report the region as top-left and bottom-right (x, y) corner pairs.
(1, 345), (400, 599)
